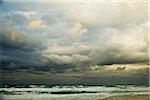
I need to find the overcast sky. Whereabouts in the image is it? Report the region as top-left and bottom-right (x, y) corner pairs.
(0, 0), (149, 85)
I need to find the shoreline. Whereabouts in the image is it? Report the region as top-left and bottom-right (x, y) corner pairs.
(1, 92), (149, 100)
(101, 94), (149, 100)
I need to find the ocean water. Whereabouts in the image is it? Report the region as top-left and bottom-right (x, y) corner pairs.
(0, 85), (149, 100)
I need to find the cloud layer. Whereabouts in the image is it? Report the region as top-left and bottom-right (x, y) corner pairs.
(0, 1), (149, 84)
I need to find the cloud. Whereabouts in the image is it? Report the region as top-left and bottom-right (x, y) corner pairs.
(89, 44), (148, 65)
(4, 11), (38, 19)
(44, 44), (91, 55)
(1, 63), (149, 85)
(0, 25), (46, 51)
(0, 1), (148, 73)
(27, 19), (46, 29)
(43, 54), (89, 65)
(0, 1), (148, 85)
(67, 22), (88, 38)
(0, 24), (47, 70)
(70, 2), (147, 28)
(88, 64), (148, 72)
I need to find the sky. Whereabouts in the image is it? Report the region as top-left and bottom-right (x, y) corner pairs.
(0, 0), (149, 85)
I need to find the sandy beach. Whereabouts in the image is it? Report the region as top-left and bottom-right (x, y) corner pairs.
(101, 94), (149, 100)
(1, 93), (149, 100)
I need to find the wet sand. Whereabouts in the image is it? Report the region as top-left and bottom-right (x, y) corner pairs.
(101, 94), (149, 100)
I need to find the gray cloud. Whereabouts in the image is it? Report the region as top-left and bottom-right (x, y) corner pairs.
(1, 64), (149, 85)
(0, 24), (47, 70)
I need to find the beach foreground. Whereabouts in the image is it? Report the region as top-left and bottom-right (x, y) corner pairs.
(1, 93), (149, 100)
(101, 94), (149, 100)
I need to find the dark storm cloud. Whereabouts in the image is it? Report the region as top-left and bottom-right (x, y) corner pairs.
(0, 24), (47, 70)
(1, 66), (149, 85)
(0, 0), (3, 5)
(0, 25), (45, 50)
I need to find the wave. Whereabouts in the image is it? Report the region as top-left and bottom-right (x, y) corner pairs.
(0, 85), (149, 95)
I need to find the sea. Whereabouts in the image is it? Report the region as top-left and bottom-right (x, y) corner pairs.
(0, 85), (149, 100)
